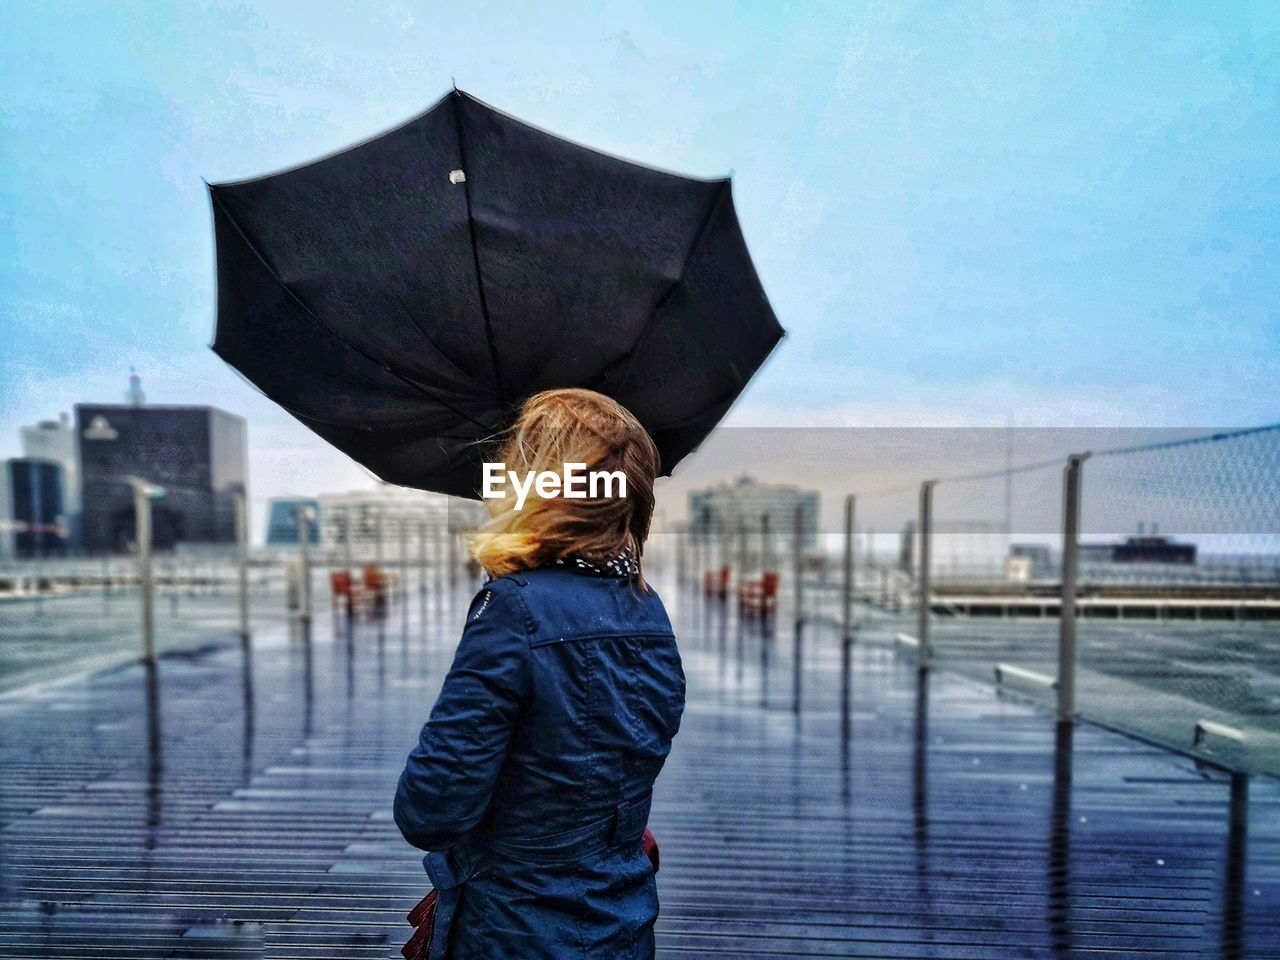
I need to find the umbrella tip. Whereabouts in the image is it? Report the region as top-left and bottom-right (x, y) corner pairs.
(451, 76), (458, 92)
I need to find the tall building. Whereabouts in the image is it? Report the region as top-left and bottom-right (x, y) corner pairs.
(688, 475), (819, 554)
(4, 458), (67, 558)
(20, 412), (80, 548)
(21, 413), (79, 511)
(265, 497), (322, 546)
(316, 487), (483, 561)
(77, 400), (247, 553)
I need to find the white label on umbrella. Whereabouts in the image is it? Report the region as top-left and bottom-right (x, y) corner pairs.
(449, 169), (466, 184)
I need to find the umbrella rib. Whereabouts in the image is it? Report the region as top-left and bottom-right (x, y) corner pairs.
(451, 90), (506, 402)
(588, 179), (731, 396)
(218, 370), (474, 432)
(209, 359), (487, 490)
(210, 188), (497, 434)
(390, 294), (499, 398)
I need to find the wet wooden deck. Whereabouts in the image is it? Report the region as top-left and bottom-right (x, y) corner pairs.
(1, 581), (1277, 958)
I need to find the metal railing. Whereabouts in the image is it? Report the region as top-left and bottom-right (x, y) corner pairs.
(684, 423), (1280, 781)
(0, 499), (482, 693)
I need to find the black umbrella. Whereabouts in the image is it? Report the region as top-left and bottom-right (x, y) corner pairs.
(210, 88), (783, 499)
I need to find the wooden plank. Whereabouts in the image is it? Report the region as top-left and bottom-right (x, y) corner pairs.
(0, 581), (1276, 958)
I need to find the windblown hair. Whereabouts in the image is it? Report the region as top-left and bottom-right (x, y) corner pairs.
(468, 388), (659, 584)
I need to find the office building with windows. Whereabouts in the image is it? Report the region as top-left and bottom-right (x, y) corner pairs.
(20, 412), (80, 547)
(77, 401), (247, 552)
(316, 487), (483, 562)
(3, 458), (67, 558)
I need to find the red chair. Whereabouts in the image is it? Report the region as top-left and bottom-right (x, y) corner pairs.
(703, 565), (731, 599)
(363, 564), (388, 618)
(330, 570), (365, 616)
(330, 570), (351, 606)
(739, 571), (780, 620)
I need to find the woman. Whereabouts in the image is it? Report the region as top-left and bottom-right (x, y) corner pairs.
(394, 388), (687, 960)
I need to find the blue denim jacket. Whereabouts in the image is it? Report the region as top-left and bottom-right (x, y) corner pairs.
(394, 566), (686, 959)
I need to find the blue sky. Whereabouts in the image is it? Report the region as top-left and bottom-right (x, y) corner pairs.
(3, 0), (1278, 508)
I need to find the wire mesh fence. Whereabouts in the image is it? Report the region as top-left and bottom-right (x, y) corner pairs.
(8, 424), (1279, 778)
(0, 555), (278, 691)
(1076, 426), (1280, 774)
(688, 424), (1280, 778)
(0, 523), (478, 693)
(805, 486), (920, 634)
(923, 462), (1066, 705)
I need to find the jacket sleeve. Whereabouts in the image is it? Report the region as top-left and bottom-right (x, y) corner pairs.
(393, 580), (531, 852)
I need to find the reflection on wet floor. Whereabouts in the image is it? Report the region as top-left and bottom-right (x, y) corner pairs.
(0, 579), (1276, 958)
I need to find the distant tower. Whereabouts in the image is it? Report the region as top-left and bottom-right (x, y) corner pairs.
(126, 368), (145, 406)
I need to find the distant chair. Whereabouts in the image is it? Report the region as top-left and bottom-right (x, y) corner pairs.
(363, 564), (388, 619)
(703, 565), (731, 600)
(329, 570), (360, 617)
(738, 571), (780, 621)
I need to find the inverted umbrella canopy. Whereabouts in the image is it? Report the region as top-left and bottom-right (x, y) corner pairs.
(210, 89), (784, 499)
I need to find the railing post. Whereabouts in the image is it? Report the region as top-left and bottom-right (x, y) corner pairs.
(1223, 772), (1249, 953)
(400, 516), (409, 610)
(792, 501), (804, 714)
(447, 518), (457, 593)
(792, 503), (804, 629)
(761, 512), (772, 571)
(1057, 453), (1087, 723)
(841, 494), (855, 733)
(168, 554), (179, 618)
(917, 481), (936, 671)
(718, 517), (730, 596)
(735, 517), (747, 617)
(418, 518), (429, 635)
(342, 506), (356, 619)
(135, 483), (155, 664)
(842, 495), (855, 644)
(698, 524), (706, 604)
(234, 486), (249, 645)
(295, 506), (313, 636)
(418, 518), (427, 597)
(433, 517), (444, 605)
(761, 512), (773, 626)
(344, 506), (355, 573)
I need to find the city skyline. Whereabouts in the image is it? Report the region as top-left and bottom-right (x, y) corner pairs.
(4, 1), (1279, 511)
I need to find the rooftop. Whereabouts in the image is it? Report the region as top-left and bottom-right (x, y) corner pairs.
(0, 580), (1276, 957)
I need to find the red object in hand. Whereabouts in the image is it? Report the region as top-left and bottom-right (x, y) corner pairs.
(402, 888), (438, 960)
(643, 828), (659, 873)
(402, 830), (658, 959)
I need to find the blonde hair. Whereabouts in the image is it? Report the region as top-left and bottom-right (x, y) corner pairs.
(468, 388), (659, 584)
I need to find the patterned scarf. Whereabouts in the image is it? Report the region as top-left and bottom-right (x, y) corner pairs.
(552, 547), (640, 578)
(481, 547), (640, 583)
